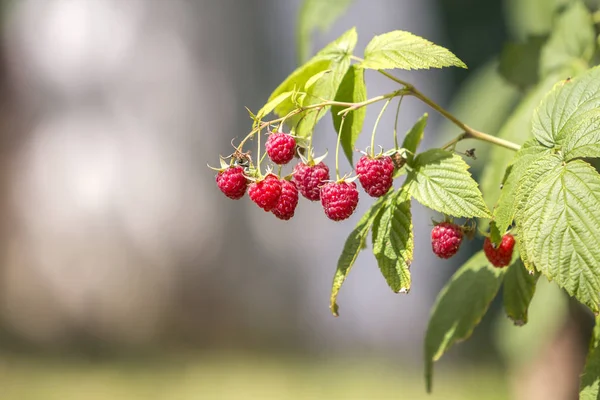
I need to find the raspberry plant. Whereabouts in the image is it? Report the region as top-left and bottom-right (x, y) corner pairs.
(210, 0), (600, 396)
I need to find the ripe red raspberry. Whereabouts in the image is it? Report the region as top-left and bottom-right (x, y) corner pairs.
(431, 222), (463, 259)
(216, 166), (247, 199)
(265, 132), (296, 165)
(320, 181), (359, 221)
(484, 234), (515, 268)
(248, 174), (282, 212)
(271, 180), (299, 220)
(356, 155), (395, 197)
(293, 161), (330, 201)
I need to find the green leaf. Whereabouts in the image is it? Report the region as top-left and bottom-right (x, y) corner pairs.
(402, 113), (428, 164)
(502, 257), (539, 325)
(330, 192), (390, 316)
(371, 189), (413, 293)
(406, 149), (490, 218)
(539, 1), (594, 78)
(481, 71), (569, 211)
(499, 36), (545, 88)
(492, 141), (553, 236)
(563, 109), (600, 160)
(256, 91), (294, 120)
(581, 342), (600, 399)
(517, 159), (600, 313)
(268, 28), (357, 139)
(532, 66), (600, 147)
(331, 65), (366, 165)
(297, 0), (354, 63)
(425, 251), (506, 392)
(358, 30), (467, 71)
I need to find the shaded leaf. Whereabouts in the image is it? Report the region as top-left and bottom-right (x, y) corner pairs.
(371, 190), (413, 293)
(503, 257), (539, 325)
(332, 65), (366, 165)
(494, 279), (568, 368)
(425, 251), (506, 392)
(330, 192), (390, 316)
(359, 30), (467, 71)
(406, 149), (490, 218)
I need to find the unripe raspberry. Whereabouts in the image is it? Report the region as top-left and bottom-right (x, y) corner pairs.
(265, 132), (296, 165)
(484, 234), (515, 268)
(272, 180), (299, 220)
(431, 222), (463, 259)
(293, 161), (330, 201)
(320, 181), (359, 221)
(216, 166), (247, 200)
(356, 155), (395, 197)
(248, 174), (282, 211)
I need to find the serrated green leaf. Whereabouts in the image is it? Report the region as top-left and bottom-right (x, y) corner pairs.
(358, 30), (467, 71)
(297, 0), (354, 63)
(406, 149), (490, 218)
(331, 65), (366, 165)
(532, 66), (600, 147)
(268, 28), (357, 139)
(304, 70), (331, 90)
(371, 189), (413, 293)
(540, 1), (594, 78)
(513, 154), (563, 272)
(581, 341), (600, 399)
(563, 109), (600, 160)
(425, 251), (506, 393)
(330, 192), (390, 316)
(492, 142), (554, 236)
(402, 113), (428, 164)
(481, 71), (569, 211)
(503, 257), (539, 325)
(499, 36), (546, 88)
(517, 159), (600, 313)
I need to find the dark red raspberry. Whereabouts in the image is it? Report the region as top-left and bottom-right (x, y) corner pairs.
(320, 181), (359, 221)
(356, 155), (395, 197)
(265, 132), (296, 165)
(484, 234), (515, 268)
(216, 166), (248, 200)
(293, 162), (330, 201)
(248, 174), (282, 212)
(431, 222), (463, 259)
(271, 180), (299, 220)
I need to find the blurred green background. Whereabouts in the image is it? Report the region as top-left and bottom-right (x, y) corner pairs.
(0, 0), (594, 399)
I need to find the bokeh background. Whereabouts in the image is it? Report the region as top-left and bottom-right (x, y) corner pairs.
(0, 0), (593, 399)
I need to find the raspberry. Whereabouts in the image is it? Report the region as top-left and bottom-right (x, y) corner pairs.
(484, 234), (515, 268)
(356, 155), (395, 197)
(216, 166), (247, 199)
(271, 180), (299, 220)
(431, 222), (463, 259)
(320, 181), (359, 221)
(265, 132), (296, 165)
(293, 162), (330, 201)
(248, 174), (282, 211)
